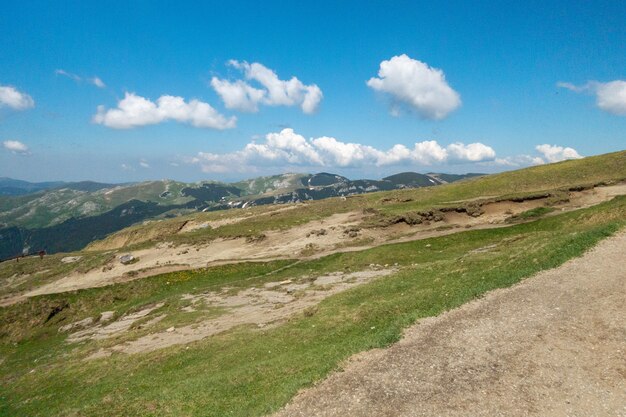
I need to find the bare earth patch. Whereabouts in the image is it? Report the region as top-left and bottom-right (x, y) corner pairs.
(85, 268), (395, 359)
(271, 231), (626, 417)
(4, 184), (625, 306)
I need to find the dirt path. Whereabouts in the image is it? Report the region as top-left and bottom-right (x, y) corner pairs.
(272, 231), (626, 417)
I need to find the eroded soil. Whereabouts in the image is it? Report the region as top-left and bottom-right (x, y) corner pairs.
(3, 183), (625, 305)
(56, 268), (395, 358)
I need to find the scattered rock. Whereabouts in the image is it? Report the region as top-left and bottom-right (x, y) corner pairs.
(166, 327), (175, 332)
(59, 317), (94, 332)
(119, 254), (136, 265)
(61, 256), (82, 264)
(306, 229), (327, 238)
(264, 280), (292, 289)
(100, 311), (115, 322)
(343, 227), (361, 238)
(246, 234), (267, 243)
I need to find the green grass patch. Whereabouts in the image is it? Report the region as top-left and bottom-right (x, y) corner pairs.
(0, 196), (624, 416)
(506, 206), (556, 222)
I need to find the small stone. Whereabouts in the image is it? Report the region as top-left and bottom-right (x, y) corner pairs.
(166, 326), (175, 332)
(100, 311), (115, 321)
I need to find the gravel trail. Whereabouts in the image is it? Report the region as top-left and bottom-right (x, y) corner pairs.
(273, 231), (626, 417)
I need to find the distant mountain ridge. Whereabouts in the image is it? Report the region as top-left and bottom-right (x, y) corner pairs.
(0, 177), (118, 196)
(0, 171), (483, 258)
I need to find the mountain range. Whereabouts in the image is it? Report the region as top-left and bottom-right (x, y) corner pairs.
(0, 171), (482, 259)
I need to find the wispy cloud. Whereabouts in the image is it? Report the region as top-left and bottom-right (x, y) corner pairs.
(211, 60), (323, 114)
(93, 92), (236, 130)
(55, 69), (106, 88)
(367, 54), (461, 120)
(0, 85), (35, 110)
(558, 80), (626, 116)
(190, 128), (495, 173)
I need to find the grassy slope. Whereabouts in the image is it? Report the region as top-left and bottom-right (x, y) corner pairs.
(1, 195), (624, 416)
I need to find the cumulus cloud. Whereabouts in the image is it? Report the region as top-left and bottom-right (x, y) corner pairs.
(139, 159), (150, 168)
(210, 60), (323, 114)
(367, 54), (461, 120)
(493, 155), (546, 167)
(446, 142), (496, 162)
(0, 85), (35, 110)
(492, 144), (581, 167)
(558, 80), (626, 116)
(2, 140), (30, 155)
(210, 78), (265, 112)
(56, 69), (106, 88)
(535, 144), (582, 163)
(93, 92), (236, 129)
(191, 128), (495, 173)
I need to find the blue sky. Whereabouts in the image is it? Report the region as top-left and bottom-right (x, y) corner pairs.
(1, 0), (625, 183)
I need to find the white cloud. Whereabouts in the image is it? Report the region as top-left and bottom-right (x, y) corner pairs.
(55, 69), (81, 82)
(493, 155), (546, 167)
(595, 81), (626, 115)
(2, 140), (30, 155)
(0, 85), (35, 110)
(210, 78), (265, 112)
(535, 144), (582, 163)
(56, 69), (106, 88)
(211, 60), (323, 114)
(90, 77), (106, 88)
(93, 92), (236, 129)
(446, 142), (496, 162)
(493, 145), (582, 168)
(139, 159), (150, 168)
(556, 81), (583, 93)
(558, 80), (626, 116)
(120, 163), (134, 171)
(191, 128), (495, 173)
(367, 54), (461, 120)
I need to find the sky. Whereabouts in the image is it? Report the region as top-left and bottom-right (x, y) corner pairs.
(1, 0), (625, 183)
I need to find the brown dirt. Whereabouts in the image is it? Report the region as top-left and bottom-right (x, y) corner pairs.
(271, 231), (626, 417)
(65, 303), (164, 343)
(4, 184), (625, 306)
(85, 268), (395, 359)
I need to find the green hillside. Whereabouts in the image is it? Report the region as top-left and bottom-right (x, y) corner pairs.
(0, 153), (624, 415)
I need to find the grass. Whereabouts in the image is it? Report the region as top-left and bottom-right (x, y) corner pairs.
(1, 195), (624, 416)
(0, 251), (116, 296)
(506, 206), (556, 222)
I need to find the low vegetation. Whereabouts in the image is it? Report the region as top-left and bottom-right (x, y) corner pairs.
(506, 206), (555, 222)
(1, 195), (624, 416)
